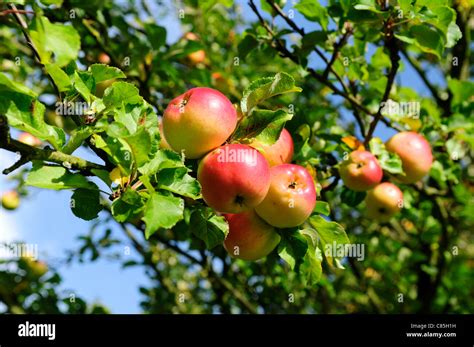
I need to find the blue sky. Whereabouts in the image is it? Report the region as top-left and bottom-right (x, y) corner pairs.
(0, 1), (440, 313)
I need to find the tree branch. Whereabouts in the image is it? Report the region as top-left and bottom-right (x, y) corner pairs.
(0, 116), (106, 175)
(364, 19), (400, 145)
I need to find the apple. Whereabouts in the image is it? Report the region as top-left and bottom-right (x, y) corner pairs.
(250, 128), (294, 167)
(255, 164), (316, 228)
(158, 119), (172, 150)
(1, 190), (20, 210)
(365, 182), (403, 222)
(385, 131), (433, 184)
(163, 87), (237, 159)
(18, 132), (42, 147)
(197, 144), (270, 213)
(224, 211), (280, 261)
(98, 52), (111, 64)
(184, 32), (206, 65)
(339, 150), (383, 191)
(22, 257), (48, 278)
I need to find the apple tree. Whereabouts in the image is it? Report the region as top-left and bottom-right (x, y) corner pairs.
(0, 0), (472, 313)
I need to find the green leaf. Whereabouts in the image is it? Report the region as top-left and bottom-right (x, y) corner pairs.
(313, 201), (330, 216)
(26, 165), (97, 190)
(190, 208), (229, 249)
(448, 79), (474, 109)
(45, 64), (72, 92)
(278, 230), (308, 270)
(62, 126), (95, 154)
(308, 215), (350, 267)
(234, 109), (293, 142)
(40, 0), (64, 5)
(103, 82), (144, 108)
(89, 64), (126, 84)
(30, 16), (80, 67)
(397, 25), (445, 59)
(70, 188), (102, 221)
(240, 72), (302, 114)
(143, 193), (184, 238)
(0, 73), (36, 98)
(295, 0), (329, 30)
(93, 135), (133, 174)
(139, 149), (186, 176)
(158, 168), (202, 199)
(300, 229), (323, 285)
(111, 189), (144, 223)
(0, 87), (65, 149)
(144, 24), (167, 50)
(238, 34), (259, 59)
(369, 137), (404, 175)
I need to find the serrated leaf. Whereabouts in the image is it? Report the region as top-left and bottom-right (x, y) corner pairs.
(89, 64), (126, 84)
(0, 87), (65, 149)
(111, 189), (144, 223)
(300, 229), (323, 285)
(278, 230), (308, 270)
(158, 168), (201, 199)
(190, 208), (229, 249)
(30, 16), (80, 67)
(44, 64), (71, 92)
(143, 193), (184, 239)
(313, 201), (330, 216)
(308, 215), (350, 267)
(70, 188), (102, 220)
(234, 109), (292, 142)
(139, 149), (185, 176)
(369, 137), (404, 174)
(240, 72), (302, 114)
(26, 164), (97, 190)
(103, 82), (144, 108)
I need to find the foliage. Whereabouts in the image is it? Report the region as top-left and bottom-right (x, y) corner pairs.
(0, 0), (472, 314)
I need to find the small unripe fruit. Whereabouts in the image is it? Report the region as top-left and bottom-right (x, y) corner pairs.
(184, 32), (206, 65)
(385, 131), (433, 184)
(98, 52), (111, 64)
(365, 182), (403, 222)
(224, 211), (280, 261)
(2, 190), (20, 210)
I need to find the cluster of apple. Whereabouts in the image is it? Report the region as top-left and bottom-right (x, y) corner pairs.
(161, 87), (317, 261)
(338, 131), (433, 221)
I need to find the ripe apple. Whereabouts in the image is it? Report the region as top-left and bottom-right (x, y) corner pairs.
(365, 182), (403, 222)
(224, 211), (281, 261)
(184, 32), (206, 65)
(339, 150), (383, 191)
(1, 190), (20, 210)
(385, 131), (433, 184)
(158, 119), (172, 150)
(255, 164), (316, 228)
(18, 132), (42, 147)
(197, 144), (270, 213)
(98, 52), (111, 64)
(250, 128), (294, 167)
(163, 87), (237, 159)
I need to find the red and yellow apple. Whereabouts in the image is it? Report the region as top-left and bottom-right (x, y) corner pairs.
(255, 164), (316, 228)
(18, 132), (42, 147)
(365, 182), (403, 222)
(98, 52), (111, 64)
(385, 131), (433, 184)
(198, 144), (270, 213)
(163, 87), (237, 159)
(184, 32), (206, 65)
(339, 150), (383, 191)
(250, 128), (294, 167)
(1, 190), (20, 210)
(158, 119), (172, 150)
(224, 211), (280, 261)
